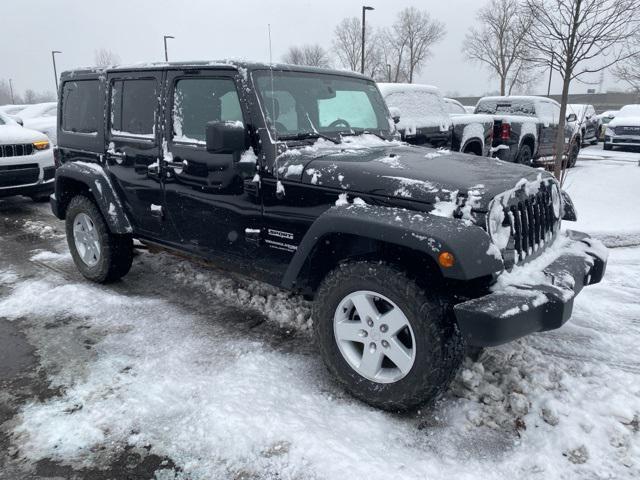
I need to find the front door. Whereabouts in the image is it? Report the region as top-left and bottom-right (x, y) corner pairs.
(161, 70), (262, 263)
(105, 71), (165, 238)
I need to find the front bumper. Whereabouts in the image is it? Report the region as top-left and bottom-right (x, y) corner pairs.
(454, 230), (608, 347)
(0, 149), (55, 198)
(605, 135), (640, 147)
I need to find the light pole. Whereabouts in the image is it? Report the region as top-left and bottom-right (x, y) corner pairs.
(361, 6), (374, 74)
(164, 35), (175, 62)
(547, 52), (554, 97)
(51, 50), (62, 96)
(8, 78), (15, 104)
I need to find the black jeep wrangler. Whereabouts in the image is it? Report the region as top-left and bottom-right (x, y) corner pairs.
(51, 62), (607, 410)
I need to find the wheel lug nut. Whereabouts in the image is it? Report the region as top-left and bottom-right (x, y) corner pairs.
(359, 329), (368, 338)
(367, 318), (374, 327)
(369, 342), (377, 352)
(381, 340), (389, 348)
(380, 324), (388, 333)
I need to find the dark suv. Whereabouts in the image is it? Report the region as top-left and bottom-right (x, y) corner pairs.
(52, 62), (607, 411)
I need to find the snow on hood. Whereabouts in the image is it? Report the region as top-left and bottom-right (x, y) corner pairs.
(275, 136), (550, 211)
(0, 125), (48, 144)
(609, 105), (640, 128)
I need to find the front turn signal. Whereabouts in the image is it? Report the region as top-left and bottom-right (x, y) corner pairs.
(33, 140), (50, 150)
(438, 251), (455, 268)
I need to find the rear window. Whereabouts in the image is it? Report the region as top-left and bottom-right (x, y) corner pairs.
(61, 80), (101, 134)
(110, 79), (158, 138)
(476, 100), (536, 117)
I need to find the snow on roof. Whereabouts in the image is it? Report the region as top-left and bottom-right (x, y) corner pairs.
(478, 95), (557, 105)
(378, 83), (440, 96)
(618, 104), (640, 117)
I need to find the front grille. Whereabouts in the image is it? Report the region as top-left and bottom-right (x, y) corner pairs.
(497, 182), (560, 264)
(615, 126), (640, 135)
(0, 164), (40, 187)
(0, 143), (34, 158)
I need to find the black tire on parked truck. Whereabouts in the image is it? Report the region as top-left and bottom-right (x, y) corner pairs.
(313, 261), (464, 411)
(65, 195), (133, 283)
(515, 144), (533, 165)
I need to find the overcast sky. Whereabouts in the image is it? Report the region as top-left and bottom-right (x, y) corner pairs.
(2, 0), (618, 99)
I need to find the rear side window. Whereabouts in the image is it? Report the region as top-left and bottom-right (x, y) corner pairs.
(110, 79), (158, 138)
(61, 80), (100, 134)
(172, 78), (243, 143)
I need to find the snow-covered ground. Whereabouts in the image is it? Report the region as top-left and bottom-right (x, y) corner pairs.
(0, 144), (639, 479)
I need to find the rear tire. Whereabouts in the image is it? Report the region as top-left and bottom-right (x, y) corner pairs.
(515, 144), (533, 165)
(314, 261), (463, 411)
(65, 195), (133, 283)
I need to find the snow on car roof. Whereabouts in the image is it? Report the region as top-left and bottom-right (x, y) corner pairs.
(618, 104), (640, 117)
(61, 60), (370, 81)
(478, 95), (557, 105)
(378, 83), (440, 96)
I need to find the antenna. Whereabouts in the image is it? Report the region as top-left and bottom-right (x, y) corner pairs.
(268, 24), (281, 192)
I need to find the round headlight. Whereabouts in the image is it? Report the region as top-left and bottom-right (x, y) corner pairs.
(551, 183), (561, 218)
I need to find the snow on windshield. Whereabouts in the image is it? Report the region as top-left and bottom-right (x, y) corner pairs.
(380, 86), (451, 133)
(476, 99), (536, 117)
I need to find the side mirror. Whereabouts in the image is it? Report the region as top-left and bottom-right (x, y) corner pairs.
(389, 107), (401, 124)
(566, 113), (577, 123)
(206, 121), (247, 154)
(14, 116), (24, 126)
(561, 190), (577, 221)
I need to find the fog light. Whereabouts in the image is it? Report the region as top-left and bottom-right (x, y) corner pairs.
(438, 251), (455, 268)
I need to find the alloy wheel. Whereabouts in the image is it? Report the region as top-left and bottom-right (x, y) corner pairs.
(73, 212), (101, 267)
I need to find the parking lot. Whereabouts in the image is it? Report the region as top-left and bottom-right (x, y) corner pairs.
(0, 144), (638, 479)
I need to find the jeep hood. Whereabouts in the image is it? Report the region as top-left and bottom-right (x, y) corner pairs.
(278, 137), (549, 210)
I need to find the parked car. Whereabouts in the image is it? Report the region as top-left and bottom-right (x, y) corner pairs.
(475, 96), (580, 167)
(597, 110), (619, 141)
(379, 83), (492, 156)
(52, 62), (607, 411)
(567, 104), (599, 146)
(16, 102), (58, 145)
(0, 111), (55, 201)
(0, 104), (28, 118)
(603, 104), (640, 151)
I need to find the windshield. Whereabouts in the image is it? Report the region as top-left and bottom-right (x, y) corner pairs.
(476, 100), (536, 117)
(253, 70), (391, 139)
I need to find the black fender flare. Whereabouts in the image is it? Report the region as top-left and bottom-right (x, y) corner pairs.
(281, 204), (504, 289)
(53, 161), (133, 234)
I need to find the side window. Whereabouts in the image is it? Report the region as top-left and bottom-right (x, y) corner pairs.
(110, 79), (158, 138)
(61, 80), (100, 134)
(173, 78), (243, 143)
(551, 104), (561, 124)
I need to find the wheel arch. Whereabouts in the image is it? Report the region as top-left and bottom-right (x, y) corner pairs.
(281, 205), (504, 296)
(462, 139), (483, 156)
(53, 161), (133, 234)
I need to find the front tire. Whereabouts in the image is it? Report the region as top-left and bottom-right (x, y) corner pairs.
(567, 140), (580, 168)
(65, 195), (133, 283)
(314, 261), (463, 411)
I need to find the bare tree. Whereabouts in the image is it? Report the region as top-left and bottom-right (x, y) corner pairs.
(332, 17), (382, 78)
(523, 0), (640, 180)
(613, 36), (640, 92)
(94, 48), (121, 67)
(383, 7), (445, 83)
(462, 0), (534, 95)
(282, 44), (331, 68)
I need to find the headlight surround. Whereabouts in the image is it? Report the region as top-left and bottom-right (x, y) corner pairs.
(551, 182), (561, 218)
(605, 127), (615, 136)
(487, 200), (511, 250)
(33, 140), (50, 150)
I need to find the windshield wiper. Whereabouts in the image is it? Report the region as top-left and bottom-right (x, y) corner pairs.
(280, 131), (340, 144)
(344, 128), (388, 141)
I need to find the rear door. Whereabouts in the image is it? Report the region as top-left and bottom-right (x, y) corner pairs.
(161, 69), (262, 261)
(105, 71), (165, 238)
